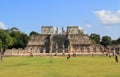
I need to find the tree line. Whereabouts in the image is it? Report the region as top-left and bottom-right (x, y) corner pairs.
(0, 27), (31, 54)
(90, 33), (120, 48)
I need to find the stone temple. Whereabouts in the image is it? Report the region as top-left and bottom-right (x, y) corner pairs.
(26, 26), (105, 54)
(4, 26), (120, 56)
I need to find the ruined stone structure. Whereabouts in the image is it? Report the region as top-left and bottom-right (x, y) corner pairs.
(3, 26), (120, 56)
(26, 26), (105, 54)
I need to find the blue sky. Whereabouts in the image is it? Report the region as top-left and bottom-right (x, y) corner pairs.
(0, 0), (120, 40)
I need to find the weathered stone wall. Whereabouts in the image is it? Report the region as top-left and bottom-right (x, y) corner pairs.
(25, 26), (120, 55)
(4, 44), (120, 56)
(41, 26), (53, 34)
(67, 26), (79, 34)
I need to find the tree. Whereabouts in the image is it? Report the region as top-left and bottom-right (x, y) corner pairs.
(11, 27), (20, 32)
(0, 39), (2, 54)
(0, 30), (13, 61)
(101, 36), (112, 47)
(111, 37), (120, 45)
(111, 40), (117, 45)
(29, 31), (39, 36)
(0, 30), (13, 50)
(0, 39), (2, 48)
(0, 39), (2, 61)
(116, 37), (120, 44)
(9, 31), (30, 49)
(90, 33), (100, 44)
(20, 33), (30, 48)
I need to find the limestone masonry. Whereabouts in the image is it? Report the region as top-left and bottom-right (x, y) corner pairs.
(27, 26), (104, 53)
(4, 26), (120, 56)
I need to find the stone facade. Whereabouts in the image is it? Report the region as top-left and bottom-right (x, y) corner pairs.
(4, 26), (120, 56)
(26, 26), (105, 54)
(67, 26), (79, 34)
(42, 26), (53, 34)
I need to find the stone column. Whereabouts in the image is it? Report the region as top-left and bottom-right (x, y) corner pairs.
(87, 47), (90, 53)
(69, 42), (71, 53)
(114, 48), (116, 55)
(94, 46), (96, 53)
(67, 46), (69, 53)
(50, 44), (52, 53)
(43, 47), (46, 56)
(70, 43), (74, 53)
(80, 47), (83, 53)
(31, 47), (33, 53)
(55, 44), (58, 54)
(82, 46), (84, 53)
(62, 44), (65, 56)
(50, 43), (53, 58)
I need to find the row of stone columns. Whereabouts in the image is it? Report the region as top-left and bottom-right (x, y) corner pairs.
(28, 45), (120, 54)
(50, 43), (65, 54)
(70, 45), (105, 53)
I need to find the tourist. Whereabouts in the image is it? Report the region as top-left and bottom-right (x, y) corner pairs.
(54, 53), (57, 56)
(67, 54), (70, 60)
(115, 53), (118, 63)
(73, 52), (76, 57)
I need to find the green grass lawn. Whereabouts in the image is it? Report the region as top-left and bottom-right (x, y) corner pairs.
(0, 56), (120, 77)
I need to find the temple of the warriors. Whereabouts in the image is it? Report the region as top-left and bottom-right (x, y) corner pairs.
(26, 26), (105, 54)
(4, 26), (120, 56)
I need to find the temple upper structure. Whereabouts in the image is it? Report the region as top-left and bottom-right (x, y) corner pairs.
(41, 26), (53, 34)
(27, 26), (104, 53)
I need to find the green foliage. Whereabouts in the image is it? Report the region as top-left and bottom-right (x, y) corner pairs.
(111, 40), (117, 45)
(0, 39), (2, 49)
(90, 33), (100, 44)
(111, 37), (120, 45)
(0, 27), (30, 49)
(11, 27), (20, 32)
(0, 30), (13, 49)
(101, 36), (112, 47)
(90, 39), (96, 44)
(116, 37), (120, 44)
(9, 31), (30, 49)
(29, 31), (39, 36)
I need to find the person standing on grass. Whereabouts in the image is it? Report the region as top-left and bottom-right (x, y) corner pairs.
(67, 54), (70, 60)
(115, 53), (118, 63)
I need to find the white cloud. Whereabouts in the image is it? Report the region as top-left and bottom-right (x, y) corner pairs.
(0, 22), (8, 30)
(78, 26), (83, 30)
(95, 10), (120, 25)
(86, 24), (92, 28)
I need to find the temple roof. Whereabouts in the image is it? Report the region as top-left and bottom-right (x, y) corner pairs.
(27, 34), (48, 46)
(68, 34), (92, 45)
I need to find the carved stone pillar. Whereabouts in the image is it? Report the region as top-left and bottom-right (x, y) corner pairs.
(49, 34), (53, 57)
(56, 43), (58, 54)
(81, 47), (83, 53)
(93, 46), (96, 53)
(87, 47), (90, 53)
(62, 44), (65, 54)
(43, 47), (46, 56)
(70, 43), (74, 53)
(113, 48), (116, 55)
(50, 45), (52, 53)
